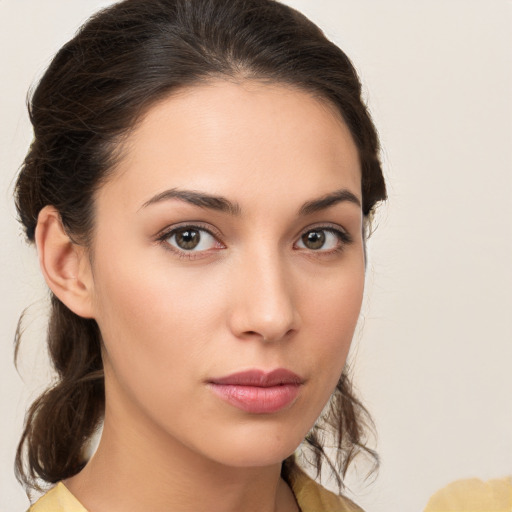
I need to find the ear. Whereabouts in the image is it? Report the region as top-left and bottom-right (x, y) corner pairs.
(35, 205), (95, 319)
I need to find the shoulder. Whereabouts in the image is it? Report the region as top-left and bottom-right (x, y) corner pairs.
(424, 476), (512, 512)
(27, 469), (364, 512)
(288, 465), (364, 512)
(28, 483), (88, 512)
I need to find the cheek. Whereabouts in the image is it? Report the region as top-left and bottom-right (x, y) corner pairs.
(90, 245), (227, 397)
(302, 256), (364, 335)
(299, 260), (365, 382)
(93, 223), (225, 330)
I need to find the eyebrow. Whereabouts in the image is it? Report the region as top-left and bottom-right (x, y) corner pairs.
(298, 189), (361, 215)
(141, 188), (242, 215)
(140, 187), (361, 216)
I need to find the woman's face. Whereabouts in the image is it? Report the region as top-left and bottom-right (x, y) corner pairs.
(87, 80), (364, 468)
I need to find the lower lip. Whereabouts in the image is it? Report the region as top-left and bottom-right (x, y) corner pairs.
(208, 383), (301, 414)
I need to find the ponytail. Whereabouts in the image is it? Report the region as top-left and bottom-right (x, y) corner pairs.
(15, 297), (104, 488)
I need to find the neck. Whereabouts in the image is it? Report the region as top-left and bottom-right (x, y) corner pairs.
(65, 409), (298, 512)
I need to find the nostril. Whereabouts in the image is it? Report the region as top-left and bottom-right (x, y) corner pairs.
(240, 328), (296, 344)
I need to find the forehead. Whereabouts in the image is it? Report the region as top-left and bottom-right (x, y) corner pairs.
(97, 80), (362, 211)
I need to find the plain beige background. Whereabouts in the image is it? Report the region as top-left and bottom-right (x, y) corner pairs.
(1, 1), (511, 511)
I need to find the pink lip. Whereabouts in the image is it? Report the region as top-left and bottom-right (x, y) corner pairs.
(207, 369), (304, 414)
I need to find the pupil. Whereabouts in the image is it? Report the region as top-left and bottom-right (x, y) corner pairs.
(176, 229), (200, 250)
(303, 230), (325, 250)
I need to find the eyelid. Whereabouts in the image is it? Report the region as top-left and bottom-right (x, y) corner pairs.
(155, 221), (223, 241)
(155, 222), (225, 259)
(297, 222), (352, 240)
(294, 223), (353, 251)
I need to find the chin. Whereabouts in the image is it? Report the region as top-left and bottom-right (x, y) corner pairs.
(212, 447), (297, 469)
(196, 423), (306, 469)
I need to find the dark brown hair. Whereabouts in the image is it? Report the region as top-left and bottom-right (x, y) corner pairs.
(14, 0), (386, 494)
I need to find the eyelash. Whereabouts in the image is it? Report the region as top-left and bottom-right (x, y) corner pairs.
(295, 226), (353, 256)
(155, 223), (353, 260)
(155, 222), (223, 260)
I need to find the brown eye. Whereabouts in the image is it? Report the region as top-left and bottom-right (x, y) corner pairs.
(164, 226), (220, 252)
(301, 230), (326, 250)
(296, 227), (350, 252)
(174, 228), (201, 250)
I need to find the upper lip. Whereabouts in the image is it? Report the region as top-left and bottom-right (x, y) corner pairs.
(209, 368), (304, 387)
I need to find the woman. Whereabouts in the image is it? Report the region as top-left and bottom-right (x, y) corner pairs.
(14, 0), (386, 510)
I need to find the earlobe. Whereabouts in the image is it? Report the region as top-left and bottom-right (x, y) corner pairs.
(35, 205), (95, 319)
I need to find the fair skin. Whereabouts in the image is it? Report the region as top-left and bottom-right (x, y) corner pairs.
(36, 80), (364, 512)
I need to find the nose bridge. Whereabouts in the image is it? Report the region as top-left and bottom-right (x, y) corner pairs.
(229, 242), (299, 342)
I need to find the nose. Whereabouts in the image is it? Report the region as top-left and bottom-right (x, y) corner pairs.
(227, 249), (300, 343)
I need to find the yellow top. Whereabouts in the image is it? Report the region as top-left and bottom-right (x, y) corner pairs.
(28, 483), (87, 512)
(424, 476), (512, 512)
(28, 466), (363, 512)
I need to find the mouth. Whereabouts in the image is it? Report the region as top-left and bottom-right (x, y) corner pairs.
(207, 369), (304, 414)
